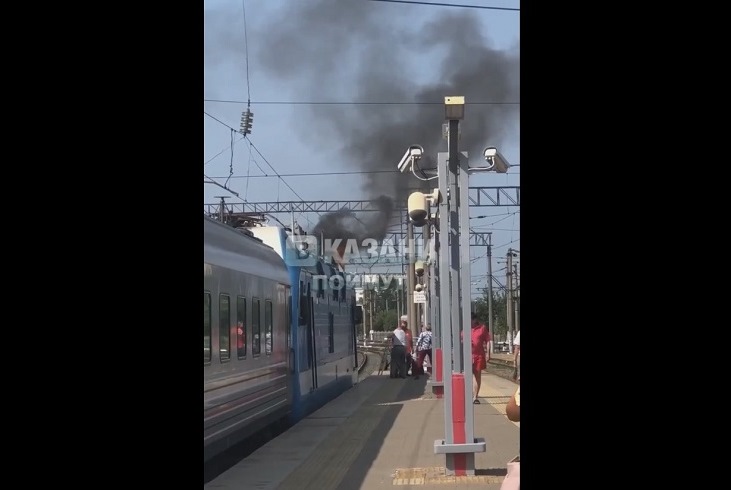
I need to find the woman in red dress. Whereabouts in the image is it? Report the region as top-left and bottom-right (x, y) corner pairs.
(467, 312), (490, 404)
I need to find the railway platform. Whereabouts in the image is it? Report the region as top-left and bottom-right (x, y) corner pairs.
(205, 369), (519, 490)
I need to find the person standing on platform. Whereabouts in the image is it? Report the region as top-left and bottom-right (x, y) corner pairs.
(413, 324), (433, 380)
(462, 312), (490, 404)
(389, 318), (408, 378)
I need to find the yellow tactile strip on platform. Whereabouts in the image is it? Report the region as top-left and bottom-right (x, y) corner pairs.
(392, 467), (505, 485)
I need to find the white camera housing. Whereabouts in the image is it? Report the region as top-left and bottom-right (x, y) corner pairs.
(483, 147), (510, 173)
(414, 260), (425, 277)
(408, 192), (428, 225)
(415, 283), (424, 292)
(407, 189), (441, 228)
(397, 145), (424, 173)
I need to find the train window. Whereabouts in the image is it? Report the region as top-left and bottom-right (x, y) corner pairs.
(252, 298), (261, 356)
(298, 294), (306, 324)
(219, 294), (230, 362)
(237, 296), (247, 359)
(328, 312), (334, 353)
(265, 300), (273, 355)
(204, 292), (211, 364)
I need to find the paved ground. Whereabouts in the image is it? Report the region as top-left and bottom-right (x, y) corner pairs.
(206, 365), (519, 490)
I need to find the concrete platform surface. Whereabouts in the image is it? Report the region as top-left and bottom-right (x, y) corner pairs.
(205, 370), (519, 490)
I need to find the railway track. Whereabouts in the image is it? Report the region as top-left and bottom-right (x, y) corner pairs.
(356, 343), (517, 384)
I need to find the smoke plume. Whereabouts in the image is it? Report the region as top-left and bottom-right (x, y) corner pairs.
(205, 0), (519, 244)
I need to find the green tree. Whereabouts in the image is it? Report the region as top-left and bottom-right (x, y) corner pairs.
(374, 309), (398, 331)
(472, 290), (509, 342)
(361, 281), (403, 332)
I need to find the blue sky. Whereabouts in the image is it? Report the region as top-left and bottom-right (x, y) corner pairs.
(204, 0), (520, 298)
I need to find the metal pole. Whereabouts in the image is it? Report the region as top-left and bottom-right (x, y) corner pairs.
(408, 219), (418, 342)
(434, 126), (486, 475)
(513, 263), (519, 333)
(397, 286), (401, 320)
(447, 136), (462, 379)
(487, 233), (494, 352)
(425, 224), (431, 332)
(428, 171), (444, 397)
(428, 221), (438, 341)
(506, 249), (513, 353)
(215, 196), (228, 223)
(369, 288), (373, 335)
(457, 145), (476, 456)
(399, 209), (405, 321)
(437, 150), (452, 438)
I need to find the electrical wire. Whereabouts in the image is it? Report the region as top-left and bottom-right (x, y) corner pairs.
(366, 0), (519, 11)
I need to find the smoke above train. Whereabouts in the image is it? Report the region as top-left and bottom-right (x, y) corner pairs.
(205, 0), (519, 244)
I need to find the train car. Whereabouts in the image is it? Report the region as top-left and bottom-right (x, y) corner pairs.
(249, 226), (361, 422)
(204, 216), (292, 463)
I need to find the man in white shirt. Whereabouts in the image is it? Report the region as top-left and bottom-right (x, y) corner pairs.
(513, 330), (520, 381)
(389, 317), (408, 378)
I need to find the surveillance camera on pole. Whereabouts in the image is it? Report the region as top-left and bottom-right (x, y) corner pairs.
(408, 189), (441, 228)
(415, 260), (425, 277)
(482, 147), (510, 173)
(415, 283), (424, 292)
(397, 145), (424, 173)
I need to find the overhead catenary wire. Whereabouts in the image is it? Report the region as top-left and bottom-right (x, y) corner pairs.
(204, 111), (315, 226)
(208, 167), (520, 179)
(366, 0), (520, 11)
(205, 99), (519, 106)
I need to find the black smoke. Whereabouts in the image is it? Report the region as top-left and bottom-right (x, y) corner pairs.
(311, 194), (393, 245)
(205, 0), (519, 243)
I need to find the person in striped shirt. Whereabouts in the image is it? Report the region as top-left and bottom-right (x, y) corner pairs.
(413, 324), (433, 380)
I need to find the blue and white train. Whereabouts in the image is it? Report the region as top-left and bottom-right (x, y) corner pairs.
(204, 215), (360, 462)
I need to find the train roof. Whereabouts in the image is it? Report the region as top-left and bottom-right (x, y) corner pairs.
(204, 215), (290, 285)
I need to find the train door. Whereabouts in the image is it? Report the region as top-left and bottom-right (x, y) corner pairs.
(308, 282), (318, 390)
(299, 279), (314, 395)
(351, 302), (359, 370)
(286, 286), (294, 401)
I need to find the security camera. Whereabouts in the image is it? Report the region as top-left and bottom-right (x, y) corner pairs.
(483, 147), (510, 173)
(408, 192), (428, 227)
(397, 145), (424, 173)
(415, 260), (425, 277)
(415, 283), (424, 292)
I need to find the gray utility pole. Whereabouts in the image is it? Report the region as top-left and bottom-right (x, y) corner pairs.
(513, 262), (519, 333)
(397, 285), (401, 321)
(506, 249), (513, 352)
(487, 232), (494, 353)
(424, 223), (431, 331)
(404, 209), (413, 322)
(369, 288), (373, 335)
(428, 220), (439, 345)
(214, 196), (229, 223)
(407, 218), (418, 341)
(432, 96), (485, 476)
(506, 248), (519, 350)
